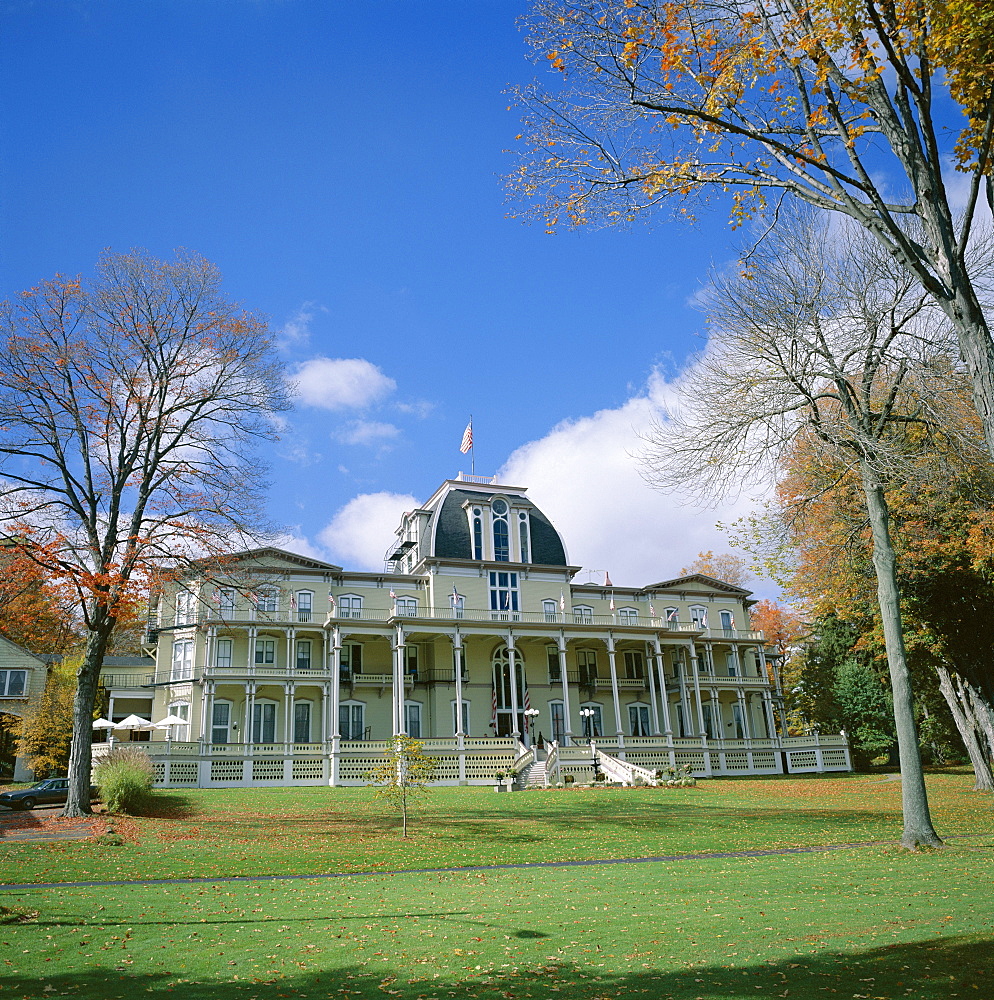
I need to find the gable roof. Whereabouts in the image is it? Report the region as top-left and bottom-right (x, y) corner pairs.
(0, 633), (47, 664)
(641, 573), (752, 596)
(203, 547), (343, 574)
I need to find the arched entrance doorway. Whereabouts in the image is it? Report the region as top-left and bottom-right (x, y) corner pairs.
(491, 646), (527, 740)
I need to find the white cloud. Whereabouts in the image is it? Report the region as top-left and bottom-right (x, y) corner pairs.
(290, 357), (397, 410)
(317, 491), (420, 571)
(498, 370), (774, 593)
(395, 399), (436, 418)
(334, 420), (400, 446)
(277, 303), (324, 352)
(271, 532), (332, 563)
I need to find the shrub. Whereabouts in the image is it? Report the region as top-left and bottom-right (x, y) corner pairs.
(94, 746), (155, 814)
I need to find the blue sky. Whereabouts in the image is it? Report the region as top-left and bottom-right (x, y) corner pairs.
(0, 0), (769, 588)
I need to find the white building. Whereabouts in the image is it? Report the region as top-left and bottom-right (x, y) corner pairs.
(96, 474), (850, 786)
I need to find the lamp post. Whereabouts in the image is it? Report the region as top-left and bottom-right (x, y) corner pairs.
(579, 707), (595, 742)
(524, 708), (539, 746)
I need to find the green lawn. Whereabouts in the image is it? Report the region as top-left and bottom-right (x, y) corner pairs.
(0, 773), (991, 999)
(1, 771), (991, 885)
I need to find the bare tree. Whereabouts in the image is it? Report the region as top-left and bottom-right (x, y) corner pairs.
(513, 1), (994, 453)
(0, 250), (292, 816)
(642, 215), (980, 847)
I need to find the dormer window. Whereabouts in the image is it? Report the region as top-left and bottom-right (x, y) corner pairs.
(518, 512), (531, 563)
(472, 508), (484, 560)
(492, 498), (510, 561)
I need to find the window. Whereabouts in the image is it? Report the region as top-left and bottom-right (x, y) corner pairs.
(547, 645), (561, 683)
(518, 512), (531, 563)
(491, 498), (509, 561)
(0, 670), (27, 698)
(171, 640), (194, 681)
(293, 701), (311, 743)
(211, 701), (232, 744)
(405, 644), (419, 677)
(623, 649), (645, 679)
(702, 703), (717, 738)
(719, 609), (734, 636)
(577, 648), (598, 685)
(215, 638), (232, 670)
(167, 702), (191, 741)
(579, 703), (603, 739)
(731, 703), (745, 739)
(339, 595), (363, 619)
(340, 643), (362, 676)
(572, 605), (593, 624)
(726, 650), (738, 677)
(174, 589), (196, 626)
(489, 571), (519, 620)
(664, 607), (679, 626)
(689, 605), (708, 629)
(396, 596), (418, 617)
(217, 588), (235, 618)
(543, 599), (559, 622)
(550, 701), (566, 743)
(252, 701), (277, 743)
(405, 701), (422, 738)
(255, 638), (276, 665)
(472, 507), (484, 560)
(296, 591), (313, 623)
(296, 639), (312, 671)
(675, 702), (686, 737)
(256, 588), (279, 614)
(629, 704), (650, 737)
(618, 607), (639, 624)
(452, 699), (470, 735)
(340, 701), (365, 740)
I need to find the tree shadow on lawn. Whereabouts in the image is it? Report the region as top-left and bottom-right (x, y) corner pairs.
(6, 933), (988, 999)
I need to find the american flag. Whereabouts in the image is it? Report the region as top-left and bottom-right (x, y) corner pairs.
(666, 607), (678, 621)
(328, 592), (336, 613)
(609, 595), (615, 611)
(491, 682), (498, 731)
(249, 591), (260, 607)
(649, 601), (656, 617)
(559, 590), (565, 612)
(459, 421), (473, 454)
(290, 593), (297, 610)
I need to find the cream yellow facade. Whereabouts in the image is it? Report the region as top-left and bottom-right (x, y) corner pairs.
(96, 475), (851, 786)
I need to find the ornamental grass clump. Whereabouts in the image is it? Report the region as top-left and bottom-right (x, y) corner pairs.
(94, 746), (155, 814)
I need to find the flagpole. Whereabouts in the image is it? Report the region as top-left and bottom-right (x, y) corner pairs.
(470, 415), (474, 476)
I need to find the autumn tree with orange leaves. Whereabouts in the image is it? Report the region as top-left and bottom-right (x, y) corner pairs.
(680, 549), (752, 587)
(0, 251), (291, 816)
(514, 1), (994, 454)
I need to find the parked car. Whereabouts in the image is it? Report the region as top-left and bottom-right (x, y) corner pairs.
(0, 778), (98, 811)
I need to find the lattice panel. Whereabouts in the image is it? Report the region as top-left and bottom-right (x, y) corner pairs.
(427, 756), (459, 780)
(151, 761), (165, 784)
(339, 755), (384, 781)
(723, 752), (750, 771)
(821, 749), (849, 769)
(291, 758), (324, 780)
(210, 759), (244, 782)
(624, 750), (672, 770)
(788, 750), (818, 771)
(169, 761), (199, 785)
(674, 752), (707, 773)
(252, 758), (284, 781)
(463, 753), (516, 780)
(750, 752), (779, 771)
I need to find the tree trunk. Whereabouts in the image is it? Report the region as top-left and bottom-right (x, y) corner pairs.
(63, 622), (114, 817)
(936, 665), (994, 792)
(964, 681), (994, 766)
(942, 285), (994, 459)
(861, 470), (943, 848)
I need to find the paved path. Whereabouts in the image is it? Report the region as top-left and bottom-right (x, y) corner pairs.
(0, 807), (101, 844)
(0, 833), (988, 893)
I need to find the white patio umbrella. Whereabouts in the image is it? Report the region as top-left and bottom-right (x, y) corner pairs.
(153, 714), (188, 741)
(92, 718), (115, 743)
(113, 714), (156, 741)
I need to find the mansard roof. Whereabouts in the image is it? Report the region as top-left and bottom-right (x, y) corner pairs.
(429, 486), (569, 567)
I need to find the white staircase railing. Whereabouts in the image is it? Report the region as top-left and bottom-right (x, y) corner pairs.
(594, 749), (658, 786)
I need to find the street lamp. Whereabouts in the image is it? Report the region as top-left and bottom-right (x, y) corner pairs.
(524, 708), (539, 746)
(579, 707), (596, 742)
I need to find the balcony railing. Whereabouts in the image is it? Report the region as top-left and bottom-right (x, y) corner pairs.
(159, 606), (763, 637)
(100, 672), (155, 689)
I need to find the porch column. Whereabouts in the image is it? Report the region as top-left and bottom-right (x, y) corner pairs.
(285, 681), (295, 747)
(761, 689), (776, 738)
(677, 649), (691, 737)
(606, 634), (624, 757)
(507, 633), (521, 740)
(200, 681), (215, 745)
(689, 640), (707, 736)
(286, 628), (294, 676)
(557, 633), (572, 746)
(205, 625), (216, 677)
(704, 642), (714, 676)
(737, 691), (753, 739)
(645, 640), (661, 736)
(452, 630), (466, 782)
(247, 627), (257, 671)
(653, 638), (673, 737)
(245, 681), (256, 750)
(393, 625), (406, 735)
(710, 686), (722, 738)
(330, 628), (342, 741)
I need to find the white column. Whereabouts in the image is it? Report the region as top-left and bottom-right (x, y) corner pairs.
(557, 634), (572, 745)
(507, 634), (521, 740)
(330, 628), (342, 741)
(285, 682), (295, 747)
(453, 631), (466, 782)
(654, 638), (673, 737)
(689, 641), (707, 736)
(247, 627), (257, 672)
(737, 691), (753, 739)
(761, 690), (776, 738)
(286, 628), (294, 676)
(606, 634), (624, 755)
(677, 649), (690, 737)
(245, 682), (255, 749)
(393, 625), (406, 735)
(646, 640), (661, 736)
(200, 682), (215, 744)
